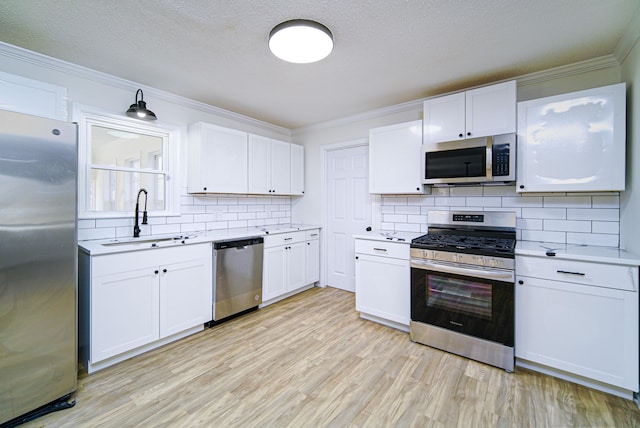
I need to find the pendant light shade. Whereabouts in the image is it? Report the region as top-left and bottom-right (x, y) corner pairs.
(269, 19), (333, 64)
(126, 89), (157, 120)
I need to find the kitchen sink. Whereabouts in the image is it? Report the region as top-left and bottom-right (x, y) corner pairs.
(101, 235), (197, 247)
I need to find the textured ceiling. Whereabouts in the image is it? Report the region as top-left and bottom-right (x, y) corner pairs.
(0, 0), (638, 129)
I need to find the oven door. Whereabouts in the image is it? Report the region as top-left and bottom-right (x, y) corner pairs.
(410, 257), (514, 346)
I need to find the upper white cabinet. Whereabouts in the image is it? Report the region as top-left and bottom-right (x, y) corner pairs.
(369, 120), (424, 194)
(516, 83), (626, 193)
(290, 143), (305, 195)
(423, 80), (516, 144)
(248, 134), (291, 195)
(187, 122), (248, 194)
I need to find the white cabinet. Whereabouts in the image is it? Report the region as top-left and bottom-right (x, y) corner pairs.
(305, 229), (320, 284)
(290, 143), (305, 195)
(354, 238), (410, 330)
(159, 259), (211, 337)
(369, 120), (424, 194)
(248, 134), (291, 195)
(80, 243), (212, 373)
(516, 83), (626, 192)
(91, 267), (159, 363)
(187, 122), (248, 194)
(515, 255), (638, 392)
(262, 229), (320, 304)
(423, 80), (516, 144)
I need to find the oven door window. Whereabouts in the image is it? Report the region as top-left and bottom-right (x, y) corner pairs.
(411, 267), (513, 346)
(428, 275), (492, 320)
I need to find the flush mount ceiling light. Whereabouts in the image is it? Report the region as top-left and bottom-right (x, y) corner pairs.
(126, 89), (157, 121)
(269, 19), (333, 64)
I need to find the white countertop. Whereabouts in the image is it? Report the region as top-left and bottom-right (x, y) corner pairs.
(516, 241), (640, 266)
(352, 229), (423, 244)
(79, 224), (321, 255)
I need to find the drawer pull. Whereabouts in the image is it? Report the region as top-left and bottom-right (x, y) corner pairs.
(373, 248), (388, 252)
(284, 237), (293, 241)
(310, 233), (318, 237)
(557, 270), (585, 276)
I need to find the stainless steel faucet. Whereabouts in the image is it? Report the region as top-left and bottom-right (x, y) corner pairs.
(133, 188), (148, 238)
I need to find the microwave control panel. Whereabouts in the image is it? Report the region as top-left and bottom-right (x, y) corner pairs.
(492, 144), (511, 177)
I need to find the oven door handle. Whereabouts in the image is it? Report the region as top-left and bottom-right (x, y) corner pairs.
(411, 258), (514, 282)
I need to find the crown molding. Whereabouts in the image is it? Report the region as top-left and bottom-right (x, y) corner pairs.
(0, 42), (291, 137)
(293, 55), (621, 136)
(614, 4), (640, 64)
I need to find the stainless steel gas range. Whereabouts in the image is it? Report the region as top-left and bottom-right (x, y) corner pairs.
(410, 210), (516, 372)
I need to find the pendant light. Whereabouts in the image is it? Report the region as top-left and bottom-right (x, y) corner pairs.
(269, 19), (333, 64)
(126, 89), (157, 120)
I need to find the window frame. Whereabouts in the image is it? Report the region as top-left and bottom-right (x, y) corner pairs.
(74, 104), (181, 220)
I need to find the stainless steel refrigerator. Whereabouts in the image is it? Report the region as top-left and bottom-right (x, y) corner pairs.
(0, 109), (78, 426)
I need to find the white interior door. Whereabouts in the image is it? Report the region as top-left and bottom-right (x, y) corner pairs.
(326, 144), (372, 292)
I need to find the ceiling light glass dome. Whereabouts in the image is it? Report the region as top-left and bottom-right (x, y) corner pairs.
(269, 19), (334, 64)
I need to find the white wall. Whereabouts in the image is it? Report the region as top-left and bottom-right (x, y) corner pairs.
(293, 61), (624, 247)
(621, 31), (640, 253)
(0, 43), (294, 241)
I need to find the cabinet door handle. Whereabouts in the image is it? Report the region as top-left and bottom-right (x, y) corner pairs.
(163, 268), (168, 273)
(518, 280), (524, 285)
(154, 270), (159, 274)
(557, 270), (585, 276)
(373, 248), (388, 252)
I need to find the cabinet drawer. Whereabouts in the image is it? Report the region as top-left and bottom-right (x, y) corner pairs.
(264, 231), (306, 248)
(306, 229), (320, 240)
(355, 239), (409, 259)
(516, 256), (638, 292)
(93, 243), (211, 277)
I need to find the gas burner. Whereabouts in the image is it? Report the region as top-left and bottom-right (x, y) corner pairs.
(411, 210), (516, 257)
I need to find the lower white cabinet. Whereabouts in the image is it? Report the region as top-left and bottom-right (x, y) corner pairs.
(354, 238), (410, 330)
(305, 230), (320, 284)
(262, 229), (320, 304)
(79, 243), (212, 373)
(515, 255), (639, 393)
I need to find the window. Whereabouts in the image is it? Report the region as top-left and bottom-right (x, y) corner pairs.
(75, 106), (180, 219)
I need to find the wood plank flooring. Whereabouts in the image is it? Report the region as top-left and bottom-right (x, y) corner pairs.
(23, 287), (640, 427)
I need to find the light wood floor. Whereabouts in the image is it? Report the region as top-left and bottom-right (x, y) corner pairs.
(24, 286), (640, 427)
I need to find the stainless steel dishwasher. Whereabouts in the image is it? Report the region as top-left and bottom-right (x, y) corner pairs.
(211, 237), (264, 323)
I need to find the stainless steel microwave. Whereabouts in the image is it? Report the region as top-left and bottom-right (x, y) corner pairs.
(422, 133), (516, 185)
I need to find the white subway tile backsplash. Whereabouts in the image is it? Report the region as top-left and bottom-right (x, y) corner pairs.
(521, 230), (566, 244)
(435, 197), (465, 207)
(592, 195), (620, 208)
(517, 218), (543, 230)
(567, 233), (618, 247)
(382, 196), (408, 205)
(78, 227), (116, 241)
(150, 224), (181, 235)
(78, 219), (96, 229)
(592, 221), (619, 234)
(502, 196), (543, 208)
(379, 189), (620, 248)
(567, 208), (619, 221)
(466, 197), (502, 207)
(395, 205), (421, 215)
(543, 219), (591, 233)
(482, 185), (518, 196)
(430, 187), (450, 197)
(450, 186), (482, 196)
(521, 208), (566, 220)
(543, 196), (591, 208)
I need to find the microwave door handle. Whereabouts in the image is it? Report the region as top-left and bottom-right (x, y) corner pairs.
(411, 258), (514, 282)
